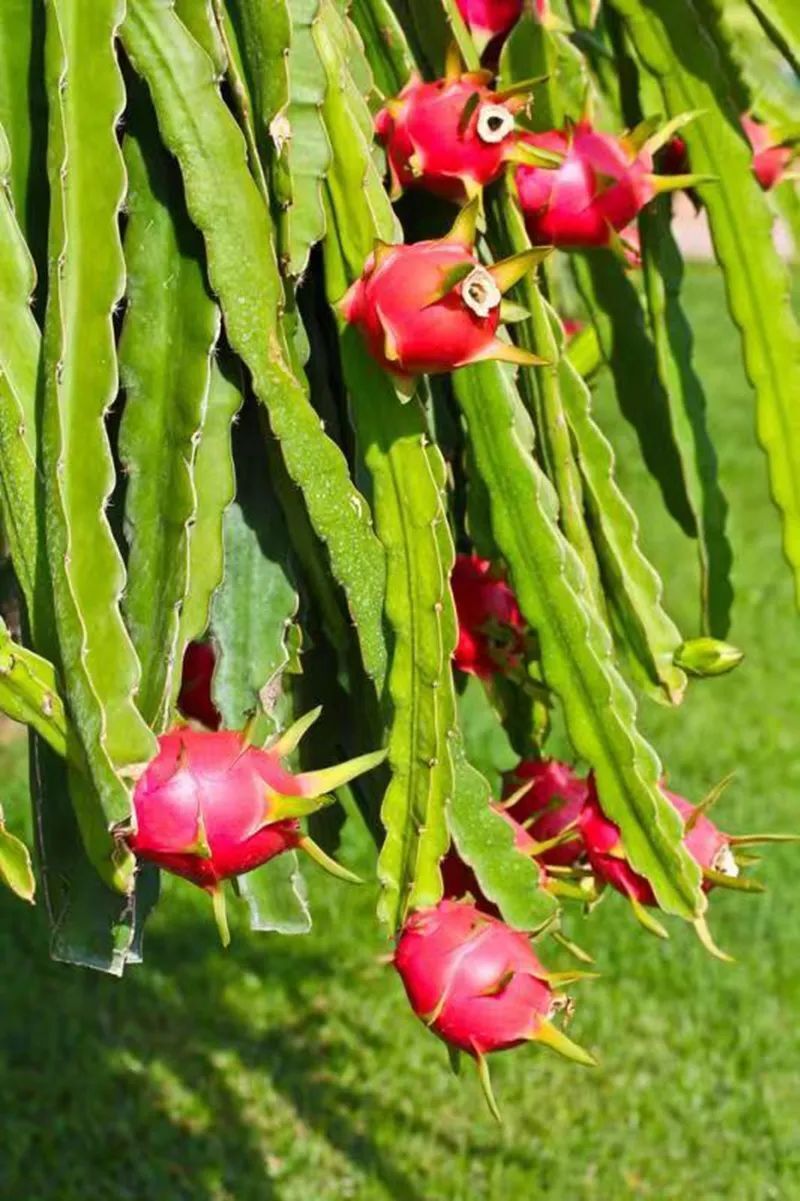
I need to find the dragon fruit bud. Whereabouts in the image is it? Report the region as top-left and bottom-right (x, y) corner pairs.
(452, 553), (525, 678)
(514, 121), (696, 251)
(394, 899), (595, 1114)
(178, 641), (221, 729)
(675, 636), (744, 678)
(503, 759), (588, 866)
(742, 115), (794, 190)
(376, 74), (524, 202)
(455, 0), (548, 54)
(341, 203), (547, 386)
(128, 726), (386, 943)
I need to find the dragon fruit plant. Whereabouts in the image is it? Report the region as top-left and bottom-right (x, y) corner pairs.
(0, 0), (798, 1119)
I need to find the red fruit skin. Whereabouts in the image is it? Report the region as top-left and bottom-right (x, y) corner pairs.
(579, 778), (731, 906)
(455, 0), (546, 49)
(129, 729), (306, 888)
(341, 241), (501, 378)
(452, 553), (524, 678)
(515, 124), (655, 249)
(663, 120), (792, 192)
(394, 899), (554, 1055)
(456, 0), (522, 44)
(563, 318), (584, 338)
(504, 759), (588, 866)
(742, 115), (793, 190)
(178, 641), (221, 730)
(376, 76), (521, 201)
(442, 808), (546, 915)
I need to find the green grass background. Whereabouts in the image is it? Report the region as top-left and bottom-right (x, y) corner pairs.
(1, 268), (799, 1200)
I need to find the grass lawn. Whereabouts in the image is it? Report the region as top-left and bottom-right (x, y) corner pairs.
(2, 267), (799, 1201)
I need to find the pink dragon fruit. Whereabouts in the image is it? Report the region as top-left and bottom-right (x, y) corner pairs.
(178, 641), (221, 730)
(375, 73), (525, 202)
(503, 758), (588, 867)
(394, 899), (595, 1114)
(578, 781), (735, 908)
(578, 775), (793, 954)
(341, 202), (545, 387)
(455, 0), (547, 55)
(452, 553), (525, 678)
(742, 115), (795, 190)
(127, 721), (385, 943)
(514, 121), (692, 250)
(663, 118), (794, 192)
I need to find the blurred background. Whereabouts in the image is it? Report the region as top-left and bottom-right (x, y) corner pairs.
(1, 265), (799, 1200)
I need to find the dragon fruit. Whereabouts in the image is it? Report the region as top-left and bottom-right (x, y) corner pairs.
(127, 721), (386, 943)
(375, 74), (525, 203)
(341, 202), (546, 387)
(579, 781), (735, 909)
(178, 641), (220, 730)
(503, 758), (588, 866)
(452, 553), (525, 678)
(579, 775), (794, 954)
(742, 115), (795, 190)
(394, 899), (595, 1115)
(514, 121), (694, 250)
(455, 0), (547, 55)
(662, 118), (794, 192)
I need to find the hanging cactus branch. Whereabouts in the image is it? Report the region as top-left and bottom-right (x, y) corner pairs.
(0, 0), (796, 1120)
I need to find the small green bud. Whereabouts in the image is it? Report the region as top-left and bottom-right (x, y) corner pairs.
(674, 637), (744, 678)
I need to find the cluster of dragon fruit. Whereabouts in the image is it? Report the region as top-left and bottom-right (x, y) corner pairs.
(120, 0), (797, 1117)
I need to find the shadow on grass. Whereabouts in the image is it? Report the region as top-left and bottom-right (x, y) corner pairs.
(0, 887), (435, 1201)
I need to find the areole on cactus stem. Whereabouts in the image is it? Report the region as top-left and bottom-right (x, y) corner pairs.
(124, 715), (386, 946)
(340, 199), (551, 390)
(393, 899), (596, 1119)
